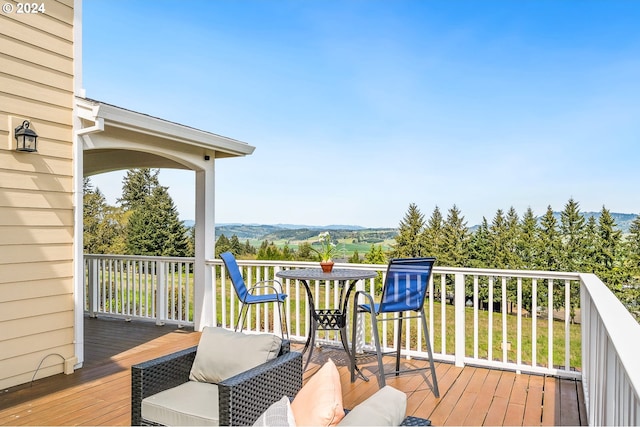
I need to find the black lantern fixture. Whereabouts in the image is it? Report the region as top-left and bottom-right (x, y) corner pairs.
(14, 120), (38, 152)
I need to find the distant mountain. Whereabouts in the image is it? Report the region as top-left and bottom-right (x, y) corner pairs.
(550, 211), (637, 234)
(182, 211), (638, 239)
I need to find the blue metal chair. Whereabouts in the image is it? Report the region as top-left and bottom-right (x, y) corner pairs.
(350, 257), (439, 397)
(220, 252), (288, 339)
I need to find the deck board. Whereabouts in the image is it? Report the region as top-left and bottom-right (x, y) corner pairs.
(0, 316), (586, 426)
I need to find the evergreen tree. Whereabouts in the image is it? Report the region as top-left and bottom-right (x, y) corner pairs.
(244, 240), (256, 256)
(348, 250), (361, 263)
(536, 205), (562, 271)
(125, 186), (189, 256)
(504, 207), (521, 269)
(488, 209), (508, 269)
(390, 203), (426, 258)
(365, 244), (387, 293)
(627, 215), (640, 282)
(559, 198), (585, 272)
(118, 168), (160, 210)
(596, 206), (627, 290)
(83, 177), (127, 254)
(215, 234), (231, 257)
(364, 244), (387, 264)
(517, 207), (538, 270)
(83, 177), (107, 253)
(296, 242), (315, 261)
(468, 217), (491, 268)
(256, 240), (283, 260)
(440, 205), (469, 267)
(582, 216), (599, 273)
(537, 206), (563, 310)
(423, 206), (444, 258)
(229, 235), (243, 255)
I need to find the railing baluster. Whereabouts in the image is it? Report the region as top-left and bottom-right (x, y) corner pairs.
(548, 278), (553, 369)
(501, 276), (507, 363)
(488, 276), (493, 362)
(473, 275), (479, 359)
(532, 278), (537, 367)
(565, 278), (570, 371)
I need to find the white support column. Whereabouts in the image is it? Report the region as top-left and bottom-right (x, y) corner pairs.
(194, 161), (215, 331)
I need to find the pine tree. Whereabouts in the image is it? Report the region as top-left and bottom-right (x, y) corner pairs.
(118, 168), (160, 210)
(215, 234), (231, 257)
(488, 209), (507, 269)
(517, 207), (538, 270)
(468, 217), (491, 268)
(627, 215), (640, 281)
(390, 203), (426, 258)
(296, 242), (315, 261)
(440, 205), (469, 267)
(582, 216), (599, 273)
(504, 207), (521, 269)
(536, 206), (562, 271)
(348, 250), (361, 263)
(595, 206), (627, 290)
(229, 235), (243, 255)
(423, 206), (444, 258)
(559, 198), (585, 272)
(83, 177), (107, 253)
(83, 177), (127, 254)
(125, 186), (189, 257)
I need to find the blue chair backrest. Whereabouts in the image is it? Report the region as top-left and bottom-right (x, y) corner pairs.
(220, 252), (248, 301)
(379, 257), (436, 313)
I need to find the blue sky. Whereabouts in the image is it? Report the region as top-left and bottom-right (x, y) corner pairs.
(84, 0), (640, 228)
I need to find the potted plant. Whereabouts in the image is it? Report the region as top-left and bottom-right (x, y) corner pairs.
(312, 232), (338, 272)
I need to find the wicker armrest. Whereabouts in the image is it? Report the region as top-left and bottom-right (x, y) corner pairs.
(131, 346), (197, 425)
(218, 351), (303, 426)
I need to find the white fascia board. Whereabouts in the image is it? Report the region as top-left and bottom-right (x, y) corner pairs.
(75, 98), (255, 157)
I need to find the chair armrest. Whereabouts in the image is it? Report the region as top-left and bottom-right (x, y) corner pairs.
(247, 280), (285, 296)
(217, 351), (303, 426)
(131, 346), (197, 425)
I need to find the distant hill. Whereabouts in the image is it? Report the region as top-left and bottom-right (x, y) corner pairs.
(551, 211), (637, 234)
(207, 223), (375, 241)
(182, 211), (638, 239)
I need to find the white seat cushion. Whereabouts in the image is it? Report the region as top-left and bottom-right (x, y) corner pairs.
(142, 381), (220, 426)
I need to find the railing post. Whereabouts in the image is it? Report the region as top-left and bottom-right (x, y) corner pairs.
(454, 272), (466, 367)
(156, 261), (167, 326)
(88, 257), (98, 318)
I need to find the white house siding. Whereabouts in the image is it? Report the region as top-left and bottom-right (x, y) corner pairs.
(0, 0), (76, 389)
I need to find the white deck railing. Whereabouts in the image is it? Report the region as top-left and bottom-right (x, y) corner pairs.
(84, 254), (640, 424)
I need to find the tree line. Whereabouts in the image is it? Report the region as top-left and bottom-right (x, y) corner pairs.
(84, 170), (640, 318)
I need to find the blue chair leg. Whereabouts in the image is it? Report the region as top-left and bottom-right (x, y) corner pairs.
(420, 307), (439, 398)
(369, 311), (386, 388)
(235, 304), (249, 332)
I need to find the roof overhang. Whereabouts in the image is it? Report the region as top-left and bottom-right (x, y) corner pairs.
(76, 97), (256, 175)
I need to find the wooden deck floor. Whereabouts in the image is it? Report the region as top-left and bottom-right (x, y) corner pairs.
(0, 316), (587, 426)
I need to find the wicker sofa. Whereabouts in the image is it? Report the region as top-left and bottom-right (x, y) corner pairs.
(131, 339), (302, 426)
(131, 327), (431, 426)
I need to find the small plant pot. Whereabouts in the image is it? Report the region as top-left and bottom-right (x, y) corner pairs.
(320, 261), (334, 273)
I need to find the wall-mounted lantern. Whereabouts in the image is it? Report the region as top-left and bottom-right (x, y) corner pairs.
(14, 120), (38, 152)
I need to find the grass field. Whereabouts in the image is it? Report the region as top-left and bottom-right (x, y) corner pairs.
(247, 236), (395, 258)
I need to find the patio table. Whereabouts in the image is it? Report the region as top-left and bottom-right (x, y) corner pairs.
(276, 267), (377, 371)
